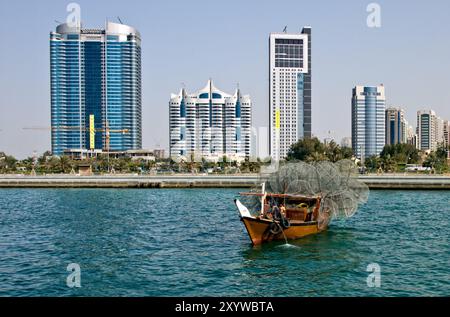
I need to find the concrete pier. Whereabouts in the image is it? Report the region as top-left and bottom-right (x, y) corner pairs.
(0, 174), (450, 189)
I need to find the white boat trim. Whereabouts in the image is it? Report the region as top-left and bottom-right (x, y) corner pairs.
(235, 199), (252, 218)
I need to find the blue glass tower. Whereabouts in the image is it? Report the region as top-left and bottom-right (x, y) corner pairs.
(50, 22), (142, 155)
(351, 85), (386, 159)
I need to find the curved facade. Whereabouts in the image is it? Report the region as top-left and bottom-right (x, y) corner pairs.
(169, 80), (251, 161)
(50, 22), (142, 155)
(351, 85), (386, 158)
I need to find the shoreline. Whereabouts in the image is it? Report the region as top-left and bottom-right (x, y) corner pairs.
(1, 174), (450, 189)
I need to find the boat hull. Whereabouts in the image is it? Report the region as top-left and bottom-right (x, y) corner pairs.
(241, 216), (321, 245)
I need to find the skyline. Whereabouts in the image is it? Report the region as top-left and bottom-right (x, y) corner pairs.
(1, 0), (450, 159)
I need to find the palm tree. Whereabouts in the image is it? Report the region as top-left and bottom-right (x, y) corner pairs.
(59, 156), (70, 174)
(381, 155), (396, 173)
(306, 151), (328, 163)
(365, 155), (381, 173)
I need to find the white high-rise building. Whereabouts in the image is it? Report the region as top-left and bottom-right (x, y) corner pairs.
(269, 27), (312, 161)
(443, 120), (450, 159)
(407, 125), (418, 149)
(436, 117), (445, 146)
(443, 120), (450, 149)
(169, 80), (251, 162)
(417, 110), (437, 151)
(340, 137), (352, 148)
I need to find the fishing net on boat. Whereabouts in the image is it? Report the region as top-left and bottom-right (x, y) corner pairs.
(240, 160), (369, 225)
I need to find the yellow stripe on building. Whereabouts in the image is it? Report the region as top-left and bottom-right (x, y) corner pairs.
(89, 115), (95, 150)
(275, 108), (280, 130)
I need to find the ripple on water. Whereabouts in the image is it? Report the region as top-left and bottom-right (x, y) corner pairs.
(0, 188), (449, 297)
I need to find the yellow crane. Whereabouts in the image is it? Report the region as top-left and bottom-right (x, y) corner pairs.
(23, 115), (129, 153)
(24, 116), (129, 173)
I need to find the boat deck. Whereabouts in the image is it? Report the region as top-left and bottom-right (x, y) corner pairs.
(249, 216), (317, 226)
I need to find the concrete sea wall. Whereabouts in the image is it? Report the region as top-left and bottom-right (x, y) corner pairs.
(1, 174), (450, 189)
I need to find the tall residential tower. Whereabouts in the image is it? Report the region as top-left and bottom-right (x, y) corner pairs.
(269, 27), (311, 161)
(351, 85), (386, 159)
(50, 22), (142, 155)
(417, 110), (437, 151)
(385, 107), (407, 145)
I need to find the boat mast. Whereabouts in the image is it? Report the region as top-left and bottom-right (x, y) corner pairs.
(260, 182), (266, 216)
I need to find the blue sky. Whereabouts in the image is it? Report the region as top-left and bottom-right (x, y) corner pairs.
(1, 0), (450, 158)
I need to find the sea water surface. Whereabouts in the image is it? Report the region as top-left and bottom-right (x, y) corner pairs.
(0, 188), (449, 297)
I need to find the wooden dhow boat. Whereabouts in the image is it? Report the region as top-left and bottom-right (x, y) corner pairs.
(235, 186), (330, 245)
(235, 160), (369, 245)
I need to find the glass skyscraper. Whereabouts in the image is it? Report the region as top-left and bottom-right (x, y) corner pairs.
(351, 85), (386, 159)
(385, 107), (407, 145)
(50, 22), (142, 155)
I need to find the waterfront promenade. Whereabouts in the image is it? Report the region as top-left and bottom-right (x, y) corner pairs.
(1, 174), (450, 189)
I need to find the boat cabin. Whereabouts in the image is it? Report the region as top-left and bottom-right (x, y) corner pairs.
(240, 192), (321, 223)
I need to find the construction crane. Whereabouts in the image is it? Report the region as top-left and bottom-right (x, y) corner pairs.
(23, 115), (129, 153)
(24, 118), (129, 173)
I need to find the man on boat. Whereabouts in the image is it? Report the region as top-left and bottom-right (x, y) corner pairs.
(271, 203), (282, 221)
(280, 203), (286, 218)
(305, 208), (313, 222)
(260, 192), (268, 217)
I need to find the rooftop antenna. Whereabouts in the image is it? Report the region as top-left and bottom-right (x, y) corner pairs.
(117, 16), (123, 24)
(283, 26), (287, 33)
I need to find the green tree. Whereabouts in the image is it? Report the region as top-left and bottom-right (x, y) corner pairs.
(59, 156), (71, 173)
(0, 153), (17, 173)
(287, 138), (354, 162)
(380, 144), (420, 164)
(18, 157), (35, 174)
(424, 145), (449, 173)
(381, 154), (397, 173)
(325, 141), (353, 162)
(306, 151), (328, 162)
(287, 138), (326, 161)
(364, 155), (381, 172)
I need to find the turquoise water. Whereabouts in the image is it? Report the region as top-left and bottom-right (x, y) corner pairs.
(0, 189), (449, 297)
